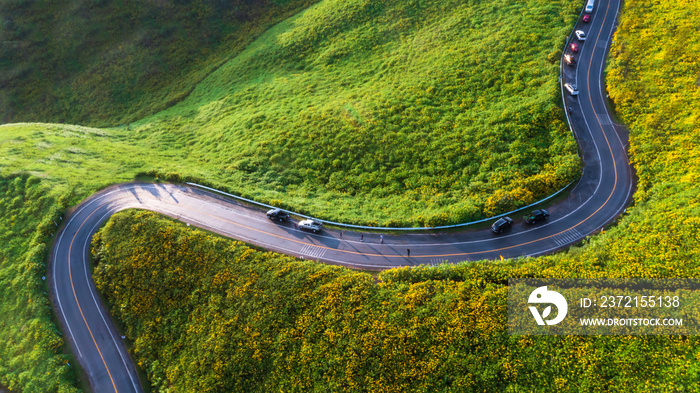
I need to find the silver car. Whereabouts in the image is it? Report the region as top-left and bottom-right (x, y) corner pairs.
(564, 83), (579, 96)
(298, 219), (323, 233)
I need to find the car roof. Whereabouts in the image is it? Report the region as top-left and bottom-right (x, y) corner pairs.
(494, 216), (512, 224)
(301, 219), (321, 224)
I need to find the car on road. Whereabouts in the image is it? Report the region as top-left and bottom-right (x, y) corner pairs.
(491, 217), (514, 234)
(267, 208), (290, 222)
(582, 14), (591, 23)
(524, 209), (550, 224)
(570, 42), (580, 52)
(564, 54), (576, 66)
(564, 83), (579, 96)
(298, 219), (323, 233)
(575, 30), (587, 41)
(585, 0), (595, 13)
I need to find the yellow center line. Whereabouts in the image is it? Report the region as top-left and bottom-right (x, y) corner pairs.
(55, 4), (628, 392)
(66, 5), (627, 275)
(68, 207), (119, 393)
(582, 0), (619, 220)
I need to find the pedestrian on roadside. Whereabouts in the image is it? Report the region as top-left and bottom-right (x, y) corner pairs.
(380, 235), (384, 244)
(360, 234), (364, 242)
(407, 248), (410, 257)
(294, 223), (298, 230)
(340, 231), (343, 239)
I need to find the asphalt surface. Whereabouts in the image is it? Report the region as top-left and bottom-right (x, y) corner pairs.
(48, 0), (631, 391)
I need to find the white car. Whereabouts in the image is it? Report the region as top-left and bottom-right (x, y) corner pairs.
(575, 30), (587, 41)
(298, 219), (323, 233)
(564, 83), (579, 96)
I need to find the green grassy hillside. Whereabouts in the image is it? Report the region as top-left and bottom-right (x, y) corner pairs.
(2, 0), (582, 227)
(5, 0), (700, 390)
(88, 0), (700, 391)
(91, 210), (700, 392)
(132, 0), (581, 225)
(0, 0), (318, 126)
(0, 0), (583, 387)
(0, 122), (170, 392)
(0, 175), (78, 393)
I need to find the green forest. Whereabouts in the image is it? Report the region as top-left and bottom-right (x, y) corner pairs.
(0, 0), (698, 391)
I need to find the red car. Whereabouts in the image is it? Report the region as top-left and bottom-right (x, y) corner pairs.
(582, 14), (591, 23)
(570, 42), (579, 53)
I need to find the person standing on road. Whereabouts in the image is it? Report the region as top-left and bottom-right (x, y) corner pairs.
(340, 231), (343, 240)
(380, 235), (384, 244)
(407, 248), (410, 257)
(360, 234), (364, 242)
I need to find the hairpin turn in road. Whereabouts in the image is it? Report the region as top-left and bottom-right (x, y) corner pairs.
(49, 0), (631, 391)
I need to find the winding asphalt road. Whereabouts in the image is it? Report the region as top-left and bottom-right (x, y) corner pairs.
(49, 0), (632, 391)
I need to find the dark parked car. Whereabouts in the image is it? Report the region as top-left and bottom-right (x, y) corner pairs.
(524, 209), (550, 224)
(267, 208), (290, 222)
(491, 217), (514, 234)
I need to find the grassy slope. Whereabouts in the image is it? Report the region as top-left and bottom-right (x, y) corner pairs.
(0, 123), (167, 199)
(0, 175), (78, 393)
(3, 0), (582, 227)
(3, 0), (698, 390)
(0, 0), (318, 126)
(0, 3), (584, 387)
(92, 212), (699, 392)
(91, 0), (700, 391)
(91, 210), (510, 392)
(0, 122), (172, 392)
(132, 0), (581, 225)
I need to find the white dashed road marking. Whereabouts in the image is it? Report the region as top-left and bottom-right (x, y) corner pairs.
(552, 227), (583, 247)
(300, 244), (327, 259)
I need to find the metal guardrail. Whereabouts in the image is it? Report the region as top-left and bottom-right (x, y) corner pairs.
(186, 3), (589, 232)
(187, 181), (575, 231)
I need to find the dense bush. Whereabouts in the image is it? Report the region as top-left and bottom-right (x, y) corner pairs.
(93, 210), (700, 392)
